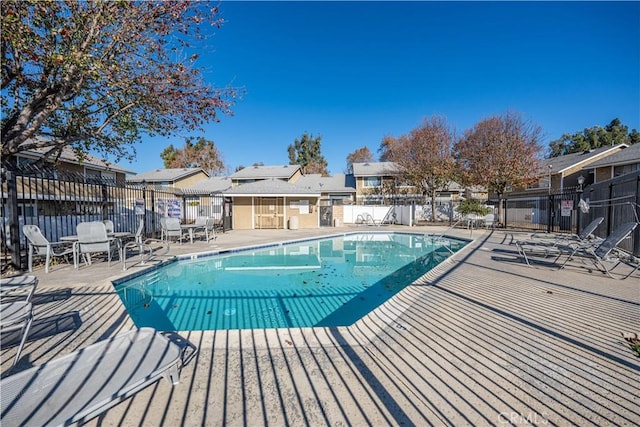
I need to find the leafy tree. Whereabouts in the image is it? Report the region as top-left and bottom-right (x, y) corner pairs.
(454, 112), (543, 224)
(345, 146), (374, 174)
(1, 1), (239, 163)
(392, 116), (457, 222)
(160, 137), (225, 175)
(548, 118), (639, 157)
(287, 132), (328, 176)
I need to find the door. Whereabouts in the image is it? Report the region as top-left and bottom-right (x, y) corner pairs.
(255, 197), (284, 229)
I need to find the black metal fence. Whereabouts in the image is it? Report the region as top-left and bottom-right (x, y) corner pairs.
(1, 164), (230, 270)
(497, 170), (639, 256)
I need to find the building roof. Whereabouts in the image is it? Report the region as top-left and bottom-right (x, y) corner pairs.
(352, 162), (400, 176)
(294, 174), (356, 193)
(183, 177), (232, 194)
(128, 168), (208, 183)
(19, 145), (135, 175)
(585, 143), (640, 169)
(225, 178), (320, 197)
(229, 164), (302, 180)
(538, 144), (628, 175)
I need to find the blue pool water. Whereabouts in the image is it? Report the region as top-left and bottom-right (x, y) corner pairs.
(114, 233), (467, 331)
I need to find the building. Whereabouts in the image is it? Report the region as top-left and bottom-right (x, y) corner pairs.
(585, 143), (640, 183)
(127, 168), (209, 189)
(523, 144), (628, 194)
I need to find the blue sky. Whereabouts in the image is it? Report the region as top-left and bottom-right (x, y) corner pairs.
(118, 1), (640, 176)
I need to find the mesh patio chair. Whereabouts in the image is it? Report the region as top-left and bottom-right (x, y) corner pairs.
(22, 225), (74, 273)
(73, 221), (119, 269)
(162, 217), (185, 244)
(1, 275), (38, 303)
(193, 217), (216, 242)
(1, 301), (33, 368)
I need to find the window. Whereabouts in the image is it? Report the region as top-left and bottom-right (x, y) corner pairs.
(614, 163), (639, 177)
(363, 177), (381, 188)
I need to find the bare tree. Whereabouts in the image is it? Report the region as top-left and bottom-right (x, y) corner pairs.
(393, 116), (456, 221)
(454, 111), (543, 224)
(345, 146), (374, 174)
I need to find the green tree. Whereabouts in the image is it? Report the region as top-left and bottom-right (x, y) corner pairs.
(454, 112), (543, 224)
(287, 132), (328, 176)
(1, 1), (239, 163)
(392, 116), (457, 222)
(548, 118), (639, 157)
(345, 146), (374, 174)
(161, 137), (225, 176)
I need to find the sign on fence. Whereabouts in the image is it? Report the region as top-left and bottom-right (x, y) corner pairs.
(561, 200), (573, 217)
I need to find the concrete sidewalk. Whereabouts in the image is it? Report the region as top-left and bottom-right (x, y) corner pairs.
(1, 226), (638, 426)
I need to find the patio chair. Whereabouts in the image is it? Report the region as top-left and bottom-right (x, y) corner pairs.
(22, 225), (74, 273)
(515, 217), (605, 262)
(1, 275), (38, 303)
(122, 219), (170, 270)
(527, 217), (604, 244)
(193, 217), (216, 242)
(103, 219), (115, 234)
(363, 213), (380, 226)
(1, 301), (33, 368)
(0, 328), (196, 426)
(73, 221), (119, 269)
(162, 217), (185, 244)
(483, 213), (496, 229)
(556, 221), (639, 279)
(518, 222), (638, 279)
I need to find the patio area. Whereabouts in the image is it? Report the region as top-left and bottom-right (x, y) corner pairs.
(1, 225), (638, 426)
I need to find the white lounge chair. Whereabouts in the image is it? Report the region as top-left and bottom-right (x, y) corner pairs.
(22, 225), (74, 273)
(193, 217), (216, 242)
(0, 275), (38, 303)
(0, 301), (33, 368)
(0, 328), (196, 426)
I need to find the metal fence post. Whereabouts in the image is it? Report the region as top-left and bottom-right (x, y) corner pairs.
(547, 195), (553, 234)
(6, 170), (22, 269)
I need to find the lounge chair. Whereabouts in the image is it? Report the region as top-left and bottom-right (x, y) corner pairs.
(0, 328), (196, 426)
(556, 221), (639, 279)
(0, 301), (33, 368)
(521, 217), (604, 246)
(0, 275), (38, 303)
(515, 217), (604, 265)
(22, 225), (74, 273)
(518, 222), (638, 279)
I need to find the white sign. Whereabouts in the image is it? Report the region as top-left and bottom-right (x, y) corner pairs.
(299, 200), (309, 214)
(561, 200), (573, 217)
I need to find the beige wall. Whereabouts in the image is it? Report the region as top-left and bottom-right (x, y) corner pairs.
(174, 172), (208, 189)
(231, 196), (320, 229)
(285, 197), (319, 228)
(595, 167), (612, 183)
(232, 197), (254, 230)
(288, 169), (303, 183)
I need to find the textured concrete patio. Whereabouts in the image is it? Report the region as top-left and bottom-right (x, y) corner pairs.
(1, 225), (638, 426)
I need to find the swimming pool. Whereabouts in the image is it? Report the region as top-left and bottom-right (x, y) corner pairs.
(113, 232), (467, 331)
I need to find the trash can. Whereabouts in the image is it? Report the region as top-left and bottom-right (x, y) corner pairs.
(333, 218), (340, 227)
(289, 216), (299, 230)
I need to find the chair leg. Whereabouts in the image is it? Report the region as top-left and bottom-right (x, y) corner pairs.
(28, 245), (34, 272)
(45, 246), (51, 274)
(12, 312), (33, 368)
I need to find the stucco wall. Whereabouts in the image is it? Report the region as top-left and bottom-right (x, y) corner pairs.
(285, 197), (319, 228)
(232, 197), (254, 229)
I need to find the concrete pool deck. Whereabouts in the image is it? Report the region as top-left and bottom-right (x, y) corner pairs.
(1, 225), (639, 425)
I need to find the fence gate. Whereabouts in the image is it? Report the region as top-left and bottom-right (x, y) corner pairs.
(255, 197), (284, 229)
(319, 206), (333, 227)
